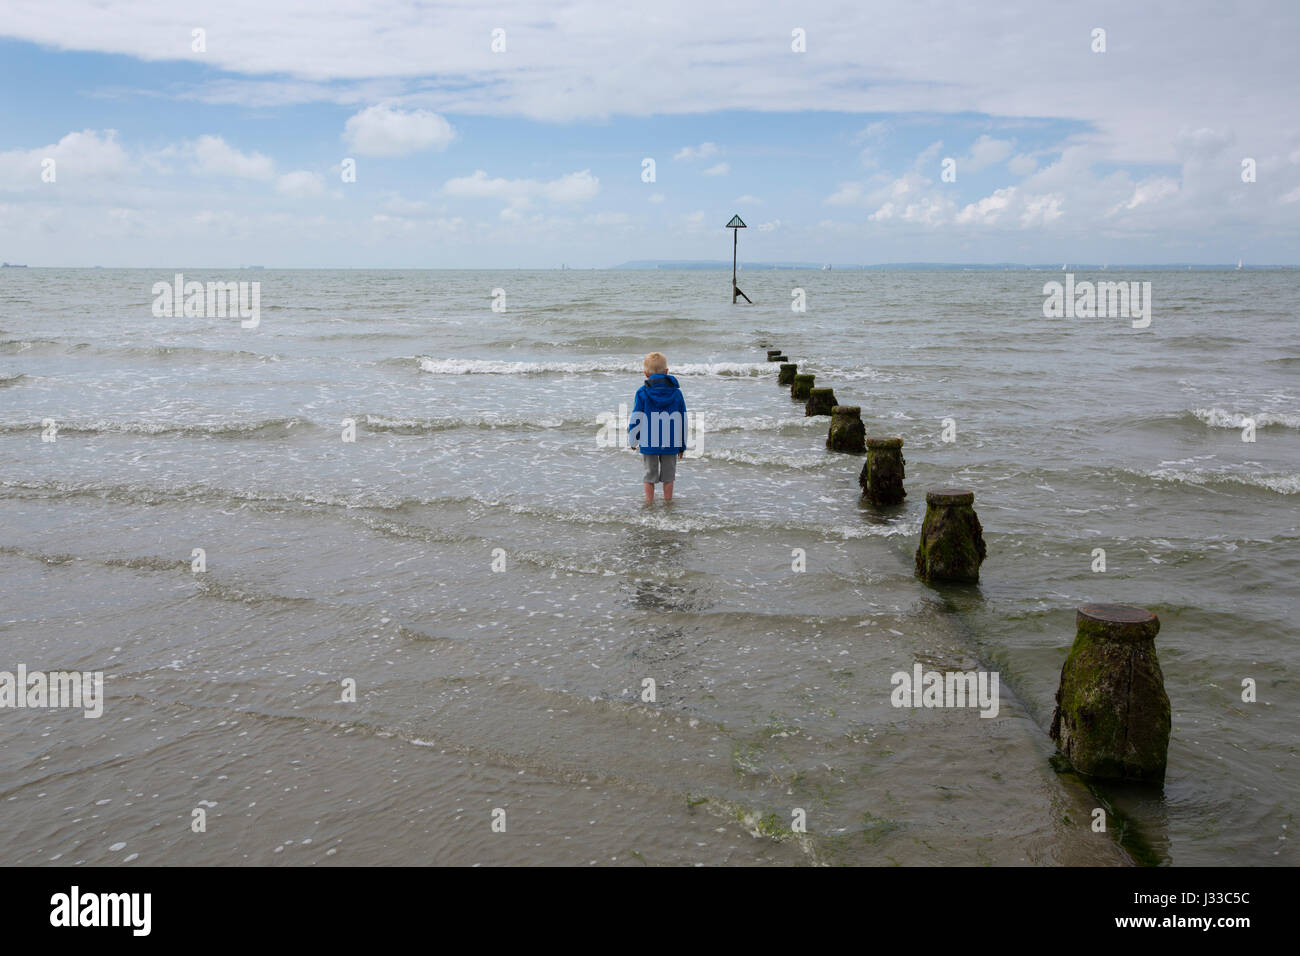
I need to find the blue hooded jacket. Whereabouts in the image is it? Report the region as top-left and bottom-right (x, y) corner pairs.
(628, 373), (688, 455)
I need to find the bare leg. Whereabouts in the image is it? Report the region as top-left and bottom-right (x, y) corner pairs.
(663, 481), (673, 501)
(643, 482), (655, 502)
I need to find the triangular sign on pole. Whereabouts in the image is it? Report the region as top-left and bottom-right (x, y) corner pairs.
(726, 215), (751, 303)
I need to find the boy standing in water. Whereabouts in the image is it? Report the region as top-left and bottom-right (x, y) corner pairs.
(628, 352), (688, 502)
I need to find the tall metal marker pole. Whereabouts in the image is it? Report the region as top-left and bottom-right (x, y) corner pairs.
(726, 214), (751, 303)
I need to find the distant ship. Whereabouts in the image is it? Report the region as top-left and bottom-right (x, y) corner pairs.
(1061, 263), (1067, 270)
(1237, 259), (1243, 270)
(1, 262), (28, 268)
(822, 263), (831, 270)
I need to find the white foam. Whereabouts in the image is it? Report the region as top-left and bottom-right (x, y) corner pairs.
(702, 448), (831, 470)
(1193, 407), (1300, 429)
(416, 357), (767, 377)
(1148, 467), (1300, 495)
(702, 414), (824, 432)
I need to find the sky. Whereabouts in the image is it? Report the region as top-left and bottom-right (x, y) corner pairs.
(1, 0), (1298, 267)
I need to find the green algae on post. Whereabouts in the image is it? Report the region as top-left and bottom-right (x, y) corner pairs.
(791, 373), (815, 400)
(805, 387), (838, 416)
(766, 349), (783, 361)
(826, 405), (865, 452)
(913, 488), (986, 583)
(860, 436), (906, 504)
(1050, 604), (1171, 785)
(778, 362), (798, 386)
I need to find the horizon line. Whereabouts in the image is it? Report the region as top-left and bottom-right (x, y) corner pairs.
(3, 263), (1296, 270)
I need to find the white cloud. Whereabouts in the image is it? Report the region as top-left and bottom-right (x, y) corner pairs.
(1176, 127), (1233, 158)
(674, 142), (719, 161)
(648, 192), (665, 203)
(1111, 177), (1179, 213)
(0, 129), (129, 188)
(1008, 153), (1038, 176)
(443, 170), (532, 205)
(825, 181), (871, 206)
(276, 170), (326, 198)
(734, 195), (762, 204)
(702, 162), (730, 176)
(343, 104), (456, 157)
(379, 191), (431, 215)
(189, 135), (275, 179)
(854, 122), (891, 144)
(3, 2), (1297, 171)
(757, 219), (780, 232)
(4, 5), (1300, 263)
(914, 140), (944, 170)
(964, 135), (1014, 172)
(543, 169), (600, 202)
(837, 169), (957, 224)
(871, 193), (954, 225)
(955, 187), (1014, 225)
(441, 169), (599, 208)
(582, 211), (629, 225)
(1019, 192), (1064, 228)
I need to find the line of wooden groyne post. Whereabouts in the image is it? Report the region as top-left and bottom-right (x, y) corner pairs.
(760, 342), (1170, 787)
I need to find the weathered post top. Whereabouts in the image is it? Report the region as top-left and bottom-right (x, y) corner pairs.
(925, 489), (975, 507)
(866, 436), (903, 449)
(1077, 604), (1160, 642)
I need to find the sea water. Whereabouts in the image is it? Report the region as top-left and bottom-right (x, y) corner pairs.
(0, 267), (1294, 865)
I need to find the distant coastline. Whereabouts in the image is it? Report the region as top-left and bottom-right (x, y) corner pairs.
(612, 259), (1296, 271)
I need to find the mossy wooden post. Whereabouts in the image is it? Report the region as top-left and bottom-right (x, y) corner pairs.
(771, 354), (788, 363)
(913, 489), (986, 583)
(805, 387), (837, 416)
(860, 437), (905, 504)
(726, 215), (751, 303)
(826, 406), (865, 451)
(766, 349), (783, 361)
(791, 373), (815, 400)
(1050, 605), (1171, 784)
(778, 362), (797, 385)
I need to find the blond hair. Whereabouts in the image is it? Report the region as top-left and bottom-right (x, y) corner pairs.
(643, 352), (668, 375)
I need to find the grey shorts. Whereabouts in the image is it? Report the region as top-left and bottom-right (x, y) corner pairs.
(641, 453), (678, 484)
